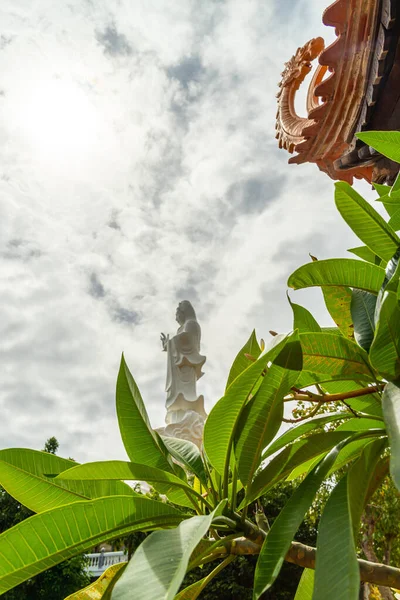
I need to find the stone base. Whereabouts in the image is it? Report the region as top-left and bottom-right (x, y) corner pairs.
(156, 410), (205, 449)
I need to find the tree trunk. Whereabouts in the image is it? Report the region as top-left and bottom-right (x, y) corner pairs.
(359, 583), (369, 599)
(361, 510), (395, 600)
(384, 536), (393, 567)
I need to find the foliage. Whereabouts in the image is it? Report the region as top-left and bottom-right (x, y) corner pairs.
(44, 436), (59, 455)
(179, 480), (318, 599)
(0, 438), (90, 600)
(360, 474), (400, 566)
(1, 131), (400, 599)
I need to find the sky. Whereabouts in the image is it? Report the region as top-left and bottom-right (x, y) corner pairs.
(0, 0), (379, 463)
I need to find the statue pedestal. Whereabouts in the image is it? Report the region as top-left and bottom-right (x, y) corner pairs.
(156, 410), (205, 449)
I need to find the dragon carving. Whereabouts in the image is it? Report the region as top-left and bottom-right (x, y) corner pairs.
(276, 0), (398, 184)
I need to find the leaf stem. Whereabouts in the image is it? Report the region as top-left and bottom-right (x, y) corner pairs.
(184, 490), (202, 514)
(197, 556), (235, 593)
(186, 486), (213, 512)
(240, 505), (248, 525)
(188, 534), (239, 571)
(223, 440), (232, 499)
(202, 451), (219, 506)
(230, 465), (238, 511)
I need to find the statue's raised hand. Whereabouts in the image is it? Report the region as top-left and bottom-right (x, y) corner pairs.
(160, 332), (169, 351)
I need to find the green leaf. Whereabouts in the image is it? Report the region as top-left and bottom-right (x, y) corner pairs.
(56, 461), (202, 507)
(336, 417), (384, 432)
(161, 437), (207, 485)
(363, 456), (390, 504)
(293, 371), (349, 388)
(262, 413), (353, 460)
(294, 569), (314, 600)
(253, 440), (350, 598)
(245, 431), (355, 506)
(111, 505), (223, 600)
(373, 182), (389, 197)
(174, 578), (205, 599)
(288, 297), (321, 333)
(0, 448), (134, 499)
(382, 382), (400, 491)
(375, 247), (400, 315)
(288, 259), (385, 295)
(392, 172), (400, 196)
(299, 332), (373, 379)
(0, 496), (184, 595)
(64, 562), (127, 599)
(334, 181), (399, 262)
(369, 291), (400, 380)
(321, 379), (369, 393)
(312, 476), (359, 600)
(0, 460), (88, 513)
(278, 430), (383, 486)
(348, 246), (381, 264)
(226, 330), (261, 390)
(288, 427), (383, 482)
(350, 289), (376, 351)
(116, 355), (173, 472)
(0, 447), (75, 474)
(321, 285), (354, 339)
(356, 130), (400, 163)
(374, 193), (400, 218)
(347, 438), (387, 540)
(348, 395), (383, 417)
(389, 207), (400, 231)
(234, 332), (302, 488)
(204, 335), (290, 476)
(321, 326), (342, 334)
(327, 435), (386, 478)
(288, 422), (385, 482)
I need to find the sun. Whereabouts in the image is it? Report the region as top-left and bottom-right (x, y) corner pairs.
(20, 77), (99, 169)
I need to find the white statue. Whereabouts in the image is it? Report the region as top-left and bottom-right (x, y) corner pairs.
(158, 301), (207, 447)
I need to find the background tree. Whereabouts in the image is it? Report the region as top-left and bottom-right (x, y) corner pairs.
(43, 436), (59, 455)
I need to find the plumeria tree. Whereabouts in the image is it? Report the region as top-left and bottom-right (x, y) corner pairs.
(1, 131), (400, 599)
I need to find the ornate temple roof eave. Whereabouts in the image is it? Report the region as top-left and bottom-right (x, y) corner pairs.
(275, 0), (399, 184)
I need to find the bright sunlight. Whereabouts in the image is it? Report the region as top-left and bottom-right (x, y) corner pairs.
(19, 77), (99, 168)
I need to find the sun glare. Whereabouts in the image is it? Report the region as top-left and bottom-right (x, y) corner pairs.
(20, 78), (99, 168)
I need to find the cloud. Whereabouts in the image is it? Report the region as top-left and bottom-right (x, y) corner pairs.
(95, 23), (133, 56)
(89, 272), (106, 298)
(167, 55), (205, 89)
(0, 35), (13, 50)
(112, 306), (140, 325)
(2, 238), (43, 261)
(224, 177), (283, 218)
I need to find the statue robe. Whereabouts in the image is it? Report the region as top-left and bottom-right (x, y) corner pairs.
(165, 319), (206, 424)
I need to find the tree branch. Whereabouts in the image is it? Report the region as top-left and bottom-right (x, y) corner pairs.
(285, 542), (400, 589)
(283, 396), (325, 423)
(214, 529), (400, 588)
(285, 385), (383, 404)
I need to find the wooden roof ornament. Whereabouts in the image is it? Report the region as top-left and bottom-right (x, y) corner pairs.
(276, 0), (400, 184)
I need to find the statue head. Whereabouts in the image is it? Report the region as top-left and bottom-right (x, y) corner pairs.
(176, 300), (196, 325)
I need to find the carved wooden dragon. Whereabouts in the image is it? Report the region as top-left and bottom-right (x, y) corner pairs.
(276, 0), (399, 184)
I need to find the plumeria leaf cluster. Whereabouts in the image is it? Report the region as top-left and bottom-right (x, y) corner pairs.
(2, 131), (400, 599)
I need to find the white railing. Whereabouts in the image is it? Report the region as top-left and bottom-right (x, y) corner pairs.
(85, 551), (127, 578)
